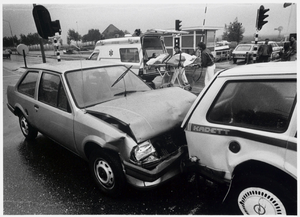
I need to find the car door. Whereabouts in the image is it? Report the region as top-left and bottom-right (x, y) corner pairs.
(35, 71), (76, 152)
(16, 70), (40, 128)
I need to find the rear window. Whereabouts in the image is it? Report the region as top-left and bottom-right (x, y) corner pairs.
(18, 71), (39, 98)
(143, 36), (165, 58)
(235, 45), (253, 51)
(207, 80), (296, 133)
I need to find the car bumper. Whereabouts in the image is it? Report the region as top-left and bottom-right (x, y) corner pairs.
(123, 146), (187, 188)
(182, 158), (230, 185)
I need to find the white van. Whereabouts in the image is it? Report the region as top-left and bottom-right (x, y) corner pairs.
(87, 32), (169, 85)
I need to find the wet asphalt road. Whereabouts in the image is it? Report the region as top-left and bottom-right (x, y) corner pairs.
(3, 54), (231, 215)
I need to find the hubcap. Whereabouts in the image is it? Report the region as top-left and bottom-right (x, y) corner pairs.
(20, 117), (29, 135)
(95, 159), (115, 189)
(238, 187), (286, 215)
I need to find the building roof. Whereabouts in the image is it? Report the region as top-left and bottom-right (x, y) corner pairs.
(102, 24), (120, 36)
(182, 26), (223, 31)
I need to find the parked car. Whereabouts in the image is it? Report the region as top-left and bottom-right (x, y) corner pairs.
(3, 49), (11, 58)
(182, 61), (297, 215)
(7, 60), (196, 196)
(231, 42), (282, 63)
(231, 44), (255, 63)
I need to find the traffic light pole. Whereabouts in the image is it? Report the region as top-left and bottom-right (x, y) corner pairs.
(39, 37), (46, 63)
(252, 5), (269, 63)
(252, 30), (259, 63)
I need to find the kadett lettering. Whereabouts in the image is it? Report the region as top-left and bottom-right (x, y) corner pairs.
(190, 124), (230, 135)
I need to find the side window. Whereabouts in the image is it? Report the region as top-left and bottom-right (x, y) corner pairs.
(208, 80), (296, 133)
(57, 83), (70, 112)
(38, 72), (71, 112)
(89, 52), (99, 60)
(120, 48), (139, 63)
(18, 71), (39, 97)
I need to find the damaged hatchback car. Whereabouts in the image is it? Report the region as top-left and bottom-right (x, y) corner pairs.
(7, 60), (196, 196)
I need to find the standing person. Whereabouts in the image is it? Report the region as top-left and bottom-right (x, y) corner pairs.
(197, 42), (216, 86)
(258, 38), (273, 62)
(169, 46), (189, 87)
(280, 41), (292, 61)
(290, 36), (297, 61)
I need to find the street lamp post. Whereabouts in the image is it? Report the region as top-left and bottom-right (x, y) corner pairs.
(3, 19), (15, 46)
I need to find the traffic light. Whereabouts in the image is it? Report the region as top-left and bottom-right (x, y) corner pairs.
(175, 20), (182, 31)
(33, 5), (61, 39)
(256, 5), (269, 31)
(174, 37), (180, 48)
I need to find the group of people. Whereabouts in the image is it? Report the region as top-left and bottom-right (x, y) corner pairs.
(170, 41), (216, 88)
(167, 36), (296, 89)
(258, 36), (297, 62)
(279, 36), (297, 61)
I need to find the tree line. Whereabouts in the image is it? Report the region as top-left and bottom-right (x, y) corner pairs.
(3, 18), (246, 48)
(3, 28), (130, 48)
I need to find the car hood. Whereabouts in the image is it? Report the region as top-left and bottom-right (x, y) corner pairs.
(86, 87), (196, 142)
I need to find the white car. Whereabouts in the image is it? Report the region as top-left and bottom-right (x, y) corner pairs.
(231, 44), (256, 63)
(182, 61), (297, 215)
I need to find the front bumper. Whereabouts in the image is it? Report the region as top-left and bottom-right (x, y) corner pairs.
(123, 146), (187, 188)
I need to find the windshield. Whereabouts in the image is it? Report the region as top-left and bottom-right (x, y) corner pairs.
(65, 65), (151, 108)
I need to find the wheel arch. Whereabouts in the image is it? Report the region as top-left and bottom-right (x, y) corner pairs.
(13, 104), (25, 117)
(84, 140), (120, 161)
(233, 160), (297, 196)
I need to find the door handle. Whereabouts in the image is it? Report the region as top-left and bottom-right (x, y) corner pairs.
(34, 105), (39, 111)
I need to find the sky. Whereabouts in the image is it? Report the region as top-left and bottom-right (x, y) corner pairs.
(1, 0), (298, 44)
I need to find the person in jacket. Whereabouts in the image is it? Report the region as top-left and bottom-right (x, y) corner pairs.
(280, 41), (292, 61)
(258, 38), (273, 62)
(197, 42), (216, 86)
(289, 36), (297, 61)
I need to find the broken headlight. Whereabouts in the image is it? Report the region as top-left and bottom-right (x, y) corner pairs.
(131, 140), (159, 164)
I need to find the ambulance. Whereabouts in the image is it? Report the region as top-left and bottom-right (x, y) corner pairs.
(87, 29), (188, 86)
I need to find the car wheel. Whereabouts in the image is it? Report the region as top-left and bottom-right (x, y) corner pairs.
(89, 150), (126, 197)
(19, 114), (38, 140)
(233, 58), (237, 64)
(224, 173), (296, 215)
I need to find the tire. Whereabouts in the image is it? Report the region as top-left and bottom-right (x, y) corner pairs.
(233, 58), (237, 64)
(19, 114), (38, 140)
(224, 173), (297, 215)
(89, 150), (126, 197)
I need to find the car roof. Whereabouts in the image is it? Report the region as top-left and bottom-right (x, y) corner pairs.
(219, 61), (296, 77)
(25, 60), (125, 73)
